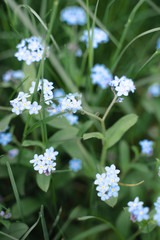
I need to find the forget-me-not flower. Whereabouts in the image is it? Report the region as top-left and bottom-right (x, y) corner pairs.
(94, 164), (120, 201)
(148, 83), (160, 97)
(91, 64), (112, 89)
(139, 139), (153, 155)
(65, 113), (79, 125)
(80, 27), (109, 48)
(15, 36), (49, 65)
(111, 76), (136, 97)
(30, 147), (58, 175)
(60, 6), (87, 25)
(69, 159), (82, 172)
(0, 132), (12, 146)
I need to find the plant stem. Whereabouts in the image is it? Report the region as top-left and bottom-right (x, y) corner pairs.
(119, 180), (144, 187)
(102, 94), (117, 122)
(0, 106), (12, 111)
(82, 109), (101, 121)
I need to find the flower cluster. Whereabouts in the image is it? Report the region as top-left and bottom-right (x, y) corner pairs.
(10, 91), (42, 115)
(128, 197), (149, 222)
(29, 79), (54, 105)
(15, 36), (49, 65)
(111, 76), (136, 97)
(0, 210), (12, 219)
(2, 70), (24, 82)
(139, 139), (153, 155)
(148, 83), (160, 97)
(91, 64), (113, 89)
(47, 89), (79, 124)
(153, 197), (160, 226)
(60, 6), (87, 25)
(69, 159), (82, 172)
(94, 164), (120, 201)
(80, 27), (109, 49)
(30, 147), (58, 175)
(0, 128), (12, 146)
(61, 93), (82, 113)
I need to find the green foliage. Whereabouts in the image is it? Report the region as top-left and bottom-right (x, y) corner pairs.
(36, 174), (51, 192)
(1, 0), (160, 239)
(105, 114), (138, 149)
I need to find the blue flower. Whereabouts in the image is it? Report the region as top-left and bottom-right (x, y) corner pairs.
(148, 83), (160, 97)
(153, 210), (160, 226)
(111, 76), (136, 97)
(61, 93), (82, 113)
(80, 27), (109, 48)
(69, 159), (82, 172)
(0, 133), (12, 146)
(53, 89), (65, 100)
(15, 36), (49, 65)
(60, 6), (87, 25)
(2, 70), (13, 82)
(127, 197), (144, 214)
(47, 103), (62, 116)
(30, 147), (58, 175)
(64, 113), (79, 125)
(29, 101), (42, 115)
(154, 197), (160, 212)
(12, 70), (24, 79)
(107, 184), (120, 198)
(76, 49), (82, 57)
(134, 207), (149, 222)
(139, 139), (153, 155)
(8, 149), (19, 158)
(91, 64), (112, 89)
(94, 164), (120, 201)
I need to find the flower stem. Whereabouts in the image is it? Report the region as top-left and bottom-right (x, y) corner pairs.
(102, 93), (117, 122)
(119, 180), (144, 187)
(82, 109), (102, 121)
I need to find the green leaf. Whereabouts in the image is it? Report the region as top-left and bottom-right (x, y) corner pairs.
(105, 114), (138, 149)
(36, 174), (51, 192)
(130, 163), (150, 173)
(116, 209), (131, 238)
(0, 166), (8, 178)
(49, 127), (79, 145)
(22, 62), (36, 93)
(22, 140), (44, 149)
(78, 215), (124, 240)
(77, 120), (93, 137)
(119, 141), (130, 172)
(105, 196), (118, 207)
(83, 132), (104, 140)
(0, 223), (28, 240)
(0, 114), (16, 132)
(71, 224), (110, 240)
(0, 219), (11, 229)
(139, 220), (157, 233)
(47, 117), (71, 129)
(11, 198), (40, 219)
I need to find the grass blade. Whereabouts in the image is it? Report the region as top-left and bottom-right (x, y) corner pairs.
(111, 27), (160, 72)
(20, 211), (41, 240)
(6, 161), (23, 220)
(40, 205), (49, 240)
(0, 231), (18, 240)
(77, 0), (119, 47)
